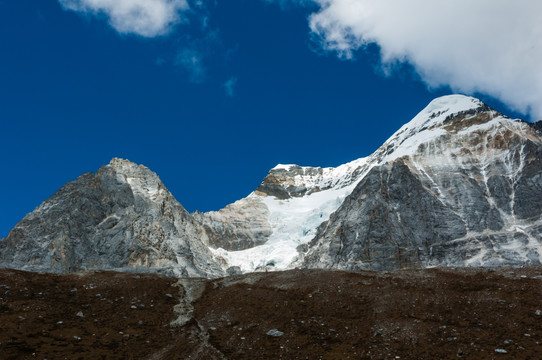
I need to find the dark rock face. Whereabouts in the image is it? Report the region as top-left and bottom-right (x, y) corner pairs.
(0, 159), (225, 278)
(530, 120), (542, 134)
(513, 141), (542, 220)
(303, 160), (467, 270)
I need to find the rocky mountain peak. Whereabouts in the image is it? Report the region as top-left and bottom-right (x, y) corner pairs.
(395, 94), (492, 137)
(375, 95), (501, 162)
(418, 95), (486, 122)
(108, 157), (137, 169)
(105, 157), (158, 183)
(102, 158), (167, 203)
(0, 156), (225, 277)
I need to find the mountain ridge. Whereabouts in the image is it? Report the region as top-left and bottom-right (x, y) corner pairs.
(2, 94), (541, 277)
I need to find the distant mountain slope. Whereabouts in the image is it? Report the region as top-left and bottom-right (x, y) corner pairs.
(1, 95), (541, 276)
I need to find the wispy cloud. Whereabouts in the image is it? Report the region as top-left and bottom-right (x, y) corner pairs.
(224, 76), (237, 97)
(176, 48), (205, 83)
(276, 0), (542, 119)
(58, 0), (189, 37)
(173, 29), (225, 83)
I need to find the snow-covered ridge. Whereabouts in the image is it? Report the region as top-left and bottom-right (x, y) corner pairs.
(272, 164), (297, 171)
(377, 95), (497, 162)
(272, 156), (367, 176)
(389, 95), (486, 143)
(401, 95), (484, 131)
(271, 157), (369, 192)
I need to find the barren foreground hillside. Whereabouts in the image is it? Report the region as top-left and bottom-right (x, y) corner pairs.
(1, 267), (542, 359)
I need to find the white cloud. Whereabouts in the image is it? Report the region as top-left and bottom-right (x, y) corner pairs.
(304, 0), (542, 119)
(224, 76), (237, 97)
(59, 0), (189, 37)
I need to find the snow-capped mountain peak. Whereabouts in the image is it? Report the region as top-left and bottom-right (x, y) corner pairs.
(410, 95), (486, 129)
(378, 95), (498, 161)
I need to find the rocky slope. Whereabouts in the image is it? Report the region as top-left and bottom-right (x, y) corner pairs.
(1, 95), (541, 276)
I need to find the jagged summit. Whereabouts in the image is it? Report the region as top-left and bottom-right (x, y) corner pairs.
(108, 157), (136, 168)
(104, 158), (168, 203)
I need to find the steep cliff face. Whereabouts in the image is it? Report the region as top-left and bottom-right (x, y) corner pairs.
(303, 96), (542, 270)
(0, 159), (225, 278)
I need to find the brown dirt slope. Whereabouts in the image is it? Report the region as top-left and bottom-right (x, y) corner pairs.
(0, 269), (183, 360)
(1, 267), (542, 359)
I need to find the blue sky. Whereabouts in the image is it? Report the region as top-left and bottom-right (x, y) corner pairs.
(0, 0), (539, 237)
